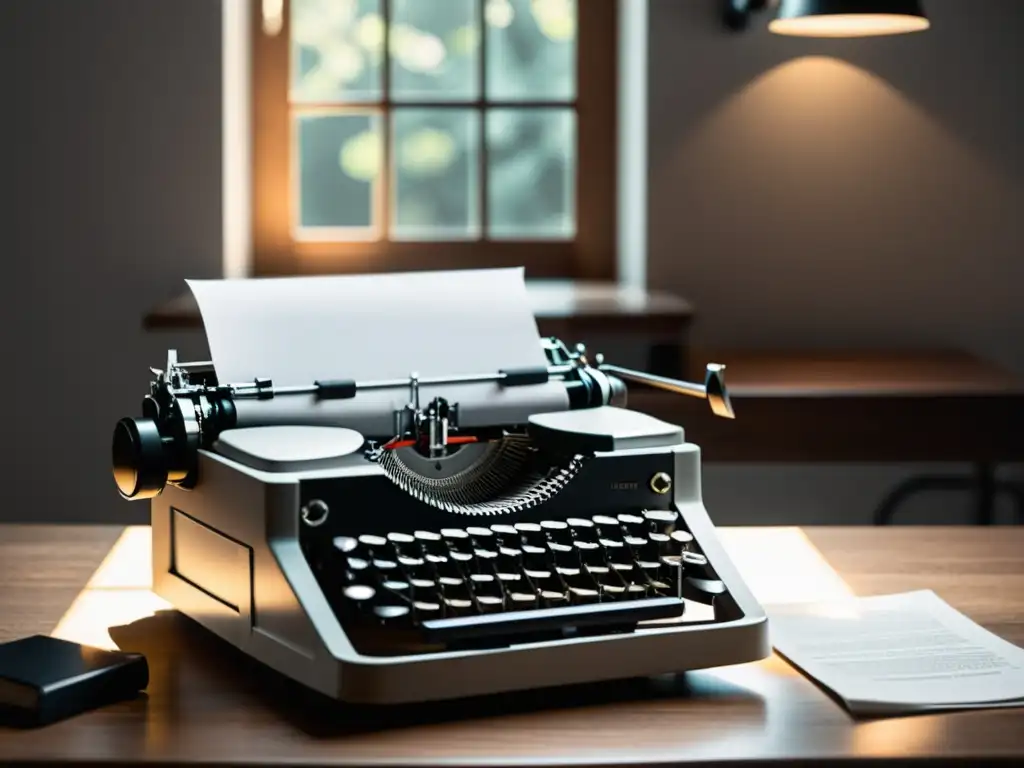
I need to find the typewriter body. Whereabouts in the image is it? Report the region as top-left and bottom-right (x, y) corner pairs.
(110, 274), (769, 705)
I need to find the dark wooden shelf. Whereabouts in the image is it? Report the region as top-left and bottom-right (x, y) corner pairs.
(635, 348), (1024, 463)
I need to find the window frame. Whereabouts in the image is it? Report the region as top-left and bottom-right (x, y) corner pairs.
(250, 0), (618, 279)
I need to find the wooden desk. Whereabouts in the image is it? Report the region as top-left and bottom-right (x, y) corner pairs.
(2, 524), (1024, 766)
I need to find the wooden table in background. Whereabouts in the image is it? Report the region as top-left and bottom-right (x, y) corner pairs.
(2, 524), (1024, 766)
(635, 349), (1024, 524)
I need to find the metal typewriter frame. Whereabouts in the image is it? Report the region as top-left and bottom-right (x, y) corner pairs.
(148, 442), (769, 705)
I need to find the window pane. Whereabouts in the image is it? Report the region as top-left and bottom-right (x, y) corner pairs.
(291, 0), (383, 103)
(486, 0), (576, 102)
(295, 112), (381, 235)
(486, 109), (574, 238)
(391, 0), (479, 102)
(392, 109), (480, 240)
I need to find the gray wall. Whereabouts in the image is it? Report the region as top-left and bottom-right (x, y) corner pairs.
(4, 1), (220, 524)
(647, 0), (1024, 525)
(3, 0), (1020, 525)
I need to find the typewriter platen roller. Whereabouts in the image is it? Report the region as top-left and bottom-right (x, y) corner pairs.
(110, 273), (768, 705)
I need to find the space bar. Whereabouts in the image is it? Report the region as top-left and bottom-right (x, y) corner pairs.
(420, 596), (683, 642)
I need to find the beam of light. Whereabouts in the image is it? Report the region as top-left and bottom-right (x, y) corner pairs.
(50, 526), (169, 651)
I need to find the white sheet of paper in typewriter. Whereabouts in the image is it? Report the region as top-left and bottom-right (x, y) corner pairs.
(186, 268), (570, 438)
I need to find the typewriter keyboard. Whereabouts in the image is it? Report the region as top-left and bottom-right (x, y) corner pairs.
(316, 510), (721, 650)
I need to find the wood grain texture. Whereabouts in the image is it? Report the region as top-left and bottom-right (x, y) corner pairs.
(1, 525), (1024, 765)
(0, 525), (122, 643)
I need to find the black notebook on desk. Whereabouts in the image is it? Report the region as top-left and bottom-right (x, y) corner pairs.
(0, 634), (148, 726)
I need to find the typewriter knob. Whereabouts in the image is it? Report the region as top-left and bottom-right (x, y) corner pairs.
(112, 417), (168, 499)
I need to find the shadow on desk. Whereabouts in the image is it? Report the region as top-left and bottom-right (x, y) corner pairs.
(108, 610), (766, 739)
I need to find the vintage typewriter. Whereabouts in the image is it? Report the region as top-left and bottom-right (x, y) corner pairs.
(109, 276), (768, 705)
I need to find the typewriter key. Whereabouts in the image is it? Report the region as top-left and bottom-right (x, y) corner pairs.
(397, 555), (425, 571)
(343, 584), (375, 603)
(408, 578), (437, 600)
(381, 579), (411, 598)
(469, 574), (504, 613)
(372, 604), (411, 624)
(591, 515), (621, 539)
(387, 531), (417, 558)
(441, 528), (472, 555)
(681, 550), (714, 580)
(414, 530), (446, 558)
(617, 514), (647, 538)
(670, 530), (695, 550)
(333, 536), (358, 554)
(643, 510), (679, 535)
(540, 519), (571, 545)
(490, 524), (519, 548)
(647, 532), (673, 560)
(507, 591), (538, 610)
(574, 540), (607, 573)
(358, 534), (389, 557)
(469, 548), (498, 577)
(514, 522), (545, 548)
(496, 548), (523, 583)
(466, 527), (495, 549)
(344, 557), (373, 586)
(567, 518), (597, 542)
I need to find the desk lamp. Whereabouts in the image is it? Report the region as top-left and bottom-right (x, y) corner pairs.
(725, 0), (930, 37)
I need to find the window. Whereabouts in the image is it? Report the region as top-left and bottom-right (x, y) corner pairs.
(251, 0), (617, 278)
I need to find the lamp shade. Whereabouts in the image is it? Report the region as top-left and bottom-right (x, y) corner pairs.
(770, 0), (929, 37)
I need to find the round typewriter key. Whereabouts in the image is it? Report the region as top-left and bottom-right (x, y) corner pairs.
(373, 604), (410, 623)
(409, 578), (437, 598)
(567, 518), (596, 541)
(642, 510), (678, 534)
(343, 584), (375, 602)
(490, 524), (519, 548)
(540, 519), (571, 545)
(372, 559), (399, 581)
(592, 515), (621, 538)
(414, 530), (446, 557)
(513, 522), (543, 544)
(345, 557), (371, 577)
(466, 527), (495, 546)
(397, 554), (425, 570)
(648, 532), (672, 560)
(617, 513), (646, 536)
(670, 530), (695, 549)
(441, 528), (471, 555)
(358, 534), (388, 548)
(387, 532), (417, 557)
(333, 536), (358, 554)
(381, 579), (410, 597)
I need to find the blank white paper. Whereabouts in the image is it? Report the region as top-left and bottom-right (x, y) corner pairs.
(769, 590), (1024, 717)
(186, 268), (569, 439)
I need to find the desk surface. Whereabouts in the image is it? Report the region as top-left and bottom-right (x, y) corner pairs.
(1, 524), (1023, 766)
